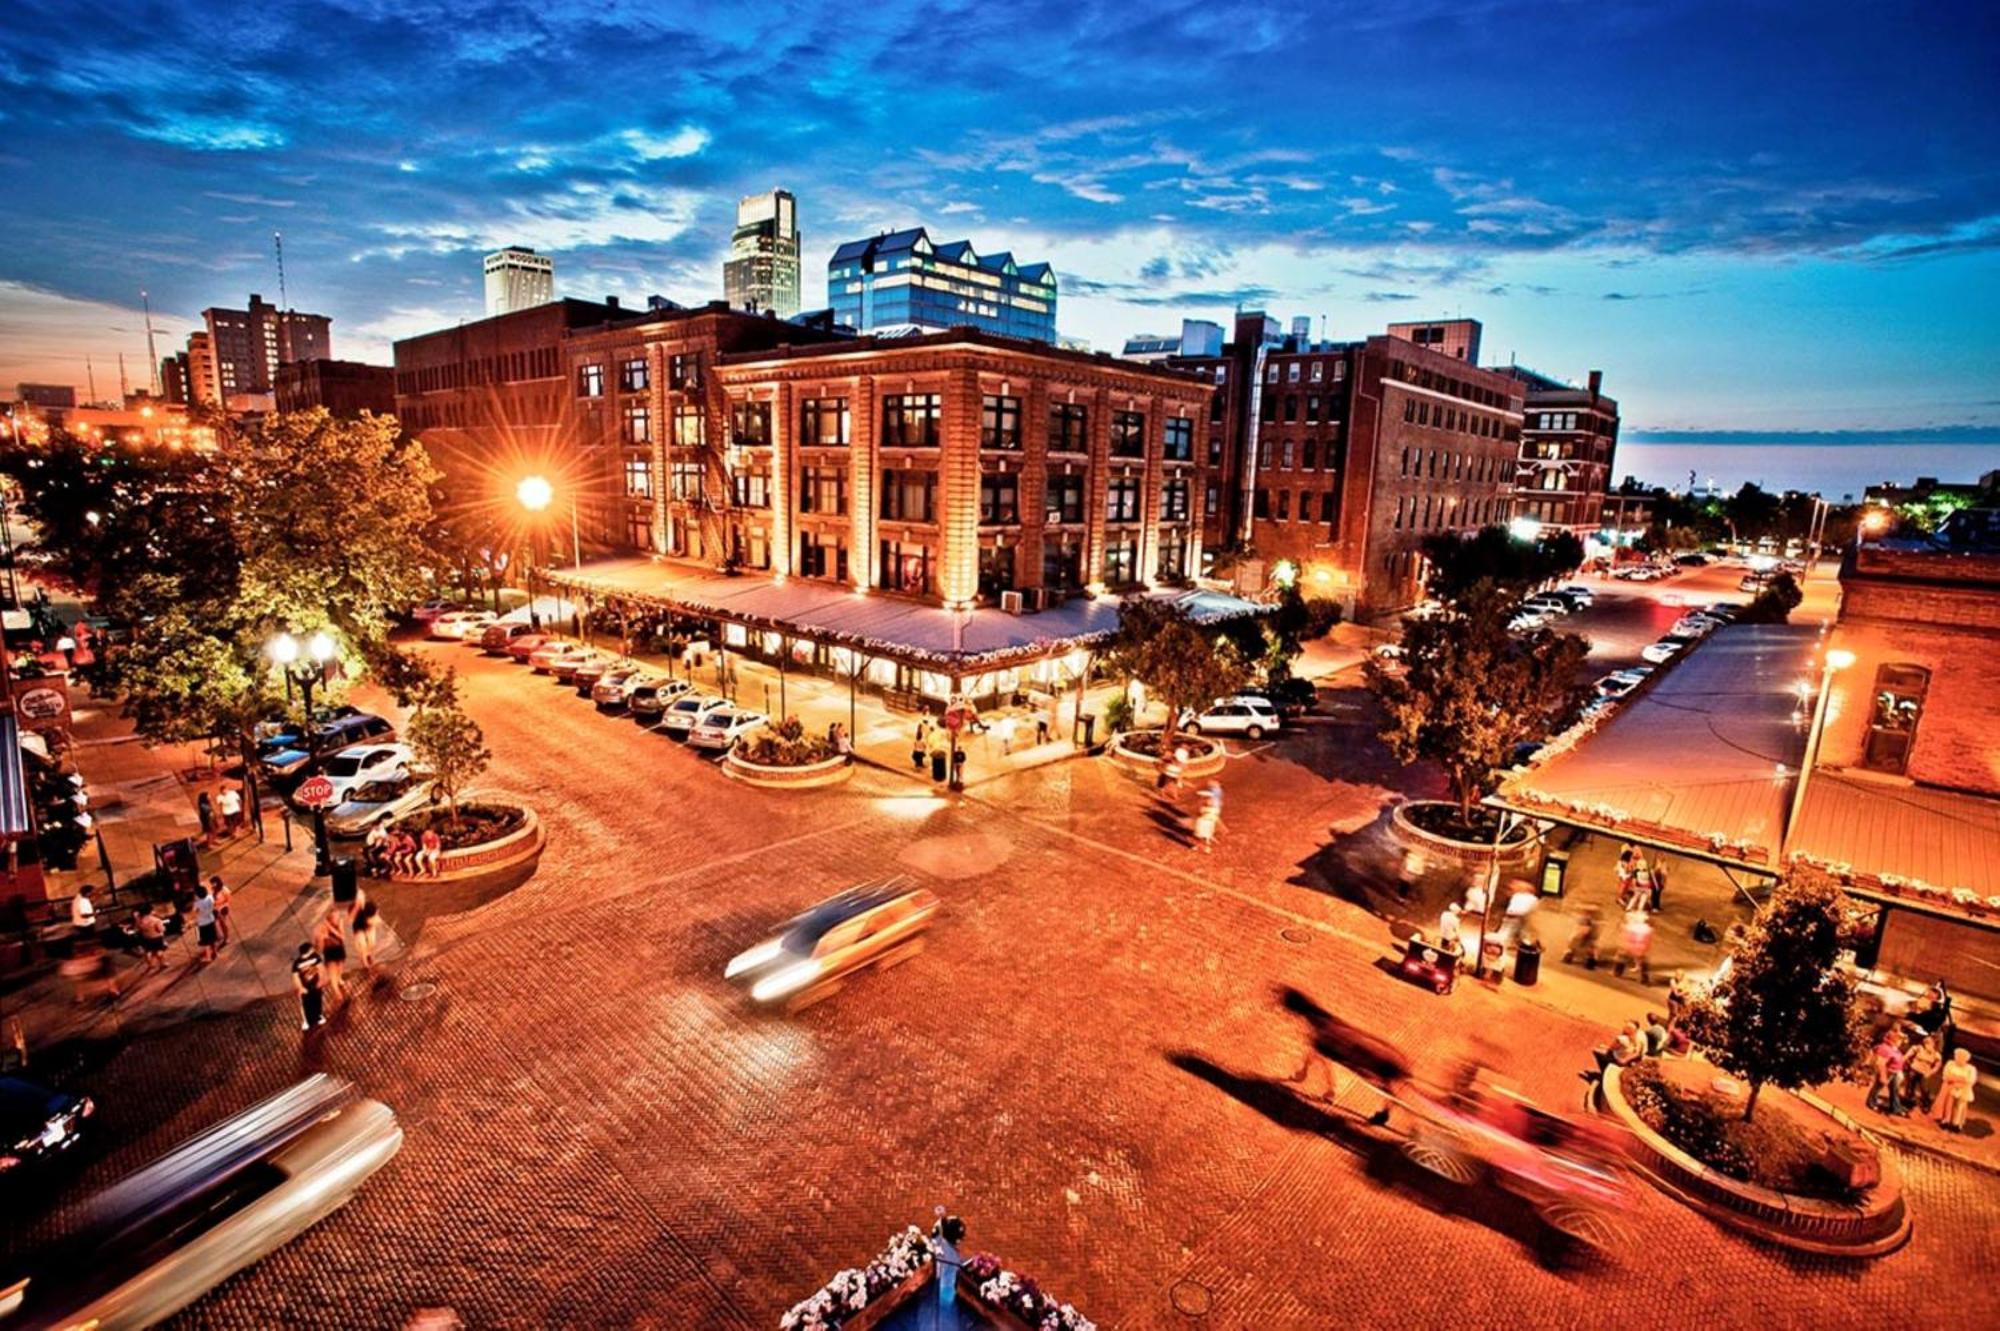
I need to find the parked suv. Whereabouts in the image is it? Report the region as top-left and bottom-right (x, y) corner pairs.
(1185, 696), (1282, 739)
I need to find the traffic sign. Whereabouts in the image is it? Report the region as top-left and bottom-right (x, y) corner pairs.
(295, 774), (337, 808)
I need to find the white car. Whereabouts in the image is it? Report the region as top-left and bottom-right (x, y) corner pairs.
(429, 610), (497, 641)
(409, 598), (459, 624)
(528, 640), (590, 674)
(1558, 584), (1595, 607)
(659, 693), (730, 738)
(325, 773), (439, 838)
(1640, 639), (1686, 665)
(1670, 614), (1722, 638)
(1187, 696), (1281, 739)
(1508, 610), (1549, 633)
(590, 666), (658, 710)
(1521, 595), (1570, 617)
(689, 706), (768, 752)
(314, 743), (414, 805)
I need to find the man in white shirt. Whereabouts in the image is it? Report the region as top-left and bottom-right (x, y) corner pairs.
(70, 884), (97, 932)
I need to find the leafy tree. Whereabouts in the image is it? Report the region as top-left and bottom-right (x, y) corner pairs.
(405, 672), (490, 827)
(1105, 599), (1252, 747)
(1421, 525), (1583, 605)
(1682, 877), (1869, 1120)
(1735, 571), (1804, 624)
(1367, 583), (1589, 820)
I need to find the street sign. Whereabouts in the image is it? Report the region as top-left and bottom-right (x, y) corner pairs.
(295, 774), (337, 808)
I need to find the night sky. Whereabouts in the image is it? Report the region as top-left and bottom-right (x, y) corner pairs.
(2, 0), (1996, 436)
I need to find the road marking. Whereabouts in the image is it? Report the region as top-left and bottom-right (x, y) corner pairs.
(1226, 742), (1276, 760)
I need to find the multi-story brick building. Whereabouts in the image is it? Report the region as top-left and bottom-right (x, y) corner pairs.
(202, 293), (332, 402)
(276, 359), (395, 418)
(1496, 366), (1618, 534)
(1158, 311), (1522, 616)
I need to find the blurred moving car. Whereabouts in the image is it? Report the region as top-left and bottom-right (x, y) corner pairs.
(627, 678), (692, 723)
(1507, 610), (1549, 633)
(1186, 696), (1282, 739)
(1556, 584), (1594, 608)
(428, 610), (497, 642)
(527, 640), (587, 675)
(689, 706), (767, 752)
(254, 705), (361, 758)
(324, 774), (438, 839)
(571, 656), (635, 696)
(659, 693), (729, 739)
(408, 598), (460, 625)
(1640, 639), (1685, 665)
(0, 1076), (92, 1175)
(504, 633), (556, 663)
(724, 879), (940, 1008)
(0, 1076), (400, 1331)
(549, 648), (613, 686)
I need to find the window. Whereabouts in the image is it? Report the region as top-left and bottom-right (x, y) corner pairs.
(880, 539), (933, 595)
(673, 404), (704, 447)
(1404, 396), (1416, 422)
(1280, 441), (1295, 471)
(1106, 475), (1141, 523)
(978, 545), (1016, 597)
(800, 396), (850, 446)
(619, 357), (648, 393)
(1157, 535), (1187, 580)
(1265, 363), (1278, 383)
(981, 395), (1022, 449)
(1276, 489), (1291, 521)
(732, 472), (770, 508)
(1104, 538), (1137, 586)
(730, 401), (770, 447)
(1320, 491), (1337, 522)
(1862, 664), (1928, 774)
(669, 353), (700, 391)
(1287, 362), (1301, 383)
(623, 404), (651, 443)
(623, 457), (653, 498)
(1283, 396), (1298, 423)
(1207, 429), (1223, 464)
(1205, 483), (1220, 517)
(799, 466), (848, 515)
(1162, 476), (1190, 521)
(1209, 393), (1224, 425)
(1049, 401), (1089, 452)
(1332, 360), (1346, 381)
(1046, 473), (1085, 525)
(979, 472), (1019, 525)
(670, 461), (703, 502)
(1306, 395), (1321, 422)
(798, 533), (847, 581)
(1163, 416), (1194, 461)
(882, 394), (941, 447)
(1110, 410), (1145, 458)
(880, 469), (936, 522)
(1261, 395), (1277, 424)
(1043, 542), (1081, 590)
(1311, 362), (1324, 383)
(1254, 488), (1271, 519)
(578, 363), (604, 397)
(627, 510), (653, 550)
(1303, 439), (1318, 470)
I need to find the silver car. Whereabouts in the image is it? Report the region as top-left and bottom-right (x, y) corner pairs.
(324, 773), (438, 839)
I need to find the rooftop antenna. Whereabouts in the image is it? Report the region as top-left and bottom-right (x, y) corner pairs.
(274, 230), (292, 361)
(142, 289), (161, 395)
(118, 352), (130, 401)
(86, 356), (98, 404)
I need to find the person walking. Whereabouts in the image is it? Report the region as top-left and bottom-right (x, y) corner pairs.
(1649, 860), (1668, 912)
(60, 937), (120, 1004)
(1904, 1032), (1943, 1111)
(1192, 800), (1222, 854)
(293, 942), (326, 1032)
(1034, 708), (1051, 746)
(313, 911), (348, 1007)
(190, 881), (219, 965)
(196, 789), (216, 846)
(217, 783), (243, 838)
(350, 900), (381, 977)
(995, 714), (1017, 757)
(912, 719), (930, 771)
(1438, 901), (1463, 955)
(1612, 908), (1653, 983)
(1933, 1049), (1978, 1132)
(209, 876), (233, 946)
(1562, 906), (1602, 968)
(134, 908), (167, 972)
(1867, 1030), (1907, 1115)
(69, 883), (98, 935)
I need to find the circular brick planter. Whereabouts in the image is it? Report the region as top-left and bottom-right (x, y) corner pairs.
(1107, 730), (1226, 780)
(722, 749), (854, 789)
(1600, 1063), (1910, 1256)
(1391, 799), (1538, 867)
(383, 803), (544, 883)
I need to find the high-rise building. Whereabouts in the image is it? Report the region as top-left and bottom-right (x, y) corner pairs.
(484, 246), (557, 318)
(828, 228), (1057, 343)
(1496, 366), (1619, 534)
(15, 383), (76, 410)
(1386, 318), (1483, 364)
(185, 332), (220, 407)
(160, 352), (191, 405)
(201, 293), (332, 401)
(723, 190), (802, 318)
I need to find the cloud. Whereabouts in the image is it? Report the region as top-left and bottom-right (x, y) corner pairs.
(617, 125), (711, 161)
(367, 181), (704, 257)
(202, 190), (296, 208)
(938, 201), (979, 215)
(1364, 290), (1419, 303)
(0, 279), (198, 388)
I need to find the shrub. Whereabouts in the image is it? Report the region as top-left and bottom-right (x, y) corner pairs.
(737, 716), (837, 767)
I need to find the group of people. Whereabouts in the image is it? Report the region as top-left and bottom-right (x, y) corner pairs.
(292, 891), (385, 1033)
(59, 875), (237, 1002)
(820, 721), (854, 759)
(1562, 903), (1656, 983)
(194, 782), (247, 846)
(1867, 983), (1977, 1132)
(361, 821), (444, 879)
(1434, 878), (1544, 962)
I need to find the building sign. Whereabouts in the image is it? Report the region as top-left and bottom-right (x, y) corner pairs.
(13, 681), (70, 730)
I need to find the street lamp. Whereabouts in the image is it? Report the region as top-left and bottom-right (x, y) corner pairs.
(270, 628), (338, 876)
(517, 474), (583, 633)
(1782, 646), (1855, 856)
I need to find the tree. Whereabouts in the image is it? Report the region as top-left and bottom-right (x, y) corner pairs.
(405, 676), (491, 827)
(1735, 571), (1804, 624)
(1367, 583), (1588, 821)
(1421, 525), (1583, 605)
(1105, 599), (1252, 748)
(1682, 877), (1869, 1120)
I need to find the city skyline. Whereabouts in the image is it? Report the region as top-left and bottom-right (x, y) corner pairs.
(0, 0), (1996, 438)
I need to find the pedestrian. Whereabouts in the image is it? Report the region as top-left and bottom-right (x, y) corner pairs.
(293, 942), (326, 1032)
(995, 714), (1017, 756)
(1649, 860), (1668, 912)
(1562, 906), (1602, 968)
(363, 821), (391, 876)
(1438, 901), (1462, 955)
(60, 937), (120, 1004)
(1035, 709), (1051, 746)
(191, 880), (218, 964)
(1612, 908), (1653, 983)
(134, 908), (167, 972)
(1867, 1030), (1907, 1115)
(931, 1211), (966, 1316)
(1192, 801), (1221, 854)
(1158, 747), (1182, 795)
(1641, 1012), (1671, 1057)
(196, 789), (216, 846)
(912, 719), (929, 771)
(208, 875), (233, 945)
(826, 720), (840, 748)
(313, 911), (348, 1006)
(69, 883), (98, 935)
(1500, 878), (1538, 949)
(1904, 1032), (1943, 1110)
(217, 783), (243, 838)
(419, 826), (444, 879)
(350, 900), (381, 976)
(833, 724), (853, 762)
(1932, 1049), (1978, 1132)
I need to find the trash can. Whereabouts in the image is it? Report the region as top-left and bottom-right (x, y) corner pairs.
(330, 856), (360, 903)
(1512, 938), (1542, 987)
(930, 750), (948, 783)
(1080, 713), (1097, 747)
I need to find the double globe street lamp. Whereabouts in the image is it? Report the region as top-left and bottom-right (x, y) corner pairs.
(268, 628), (337, 876)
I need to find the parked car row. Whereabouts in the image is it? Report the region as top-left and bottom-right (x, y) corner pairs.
(1591, 601), (1745, 714)
(1510, 583), (1595, 633)
(259, 712), (398, 790)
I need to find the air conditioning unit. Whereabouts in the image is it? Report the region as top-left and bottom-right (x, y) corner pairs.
(1000, 590), (1025, 614)
(1020, 587), (1044, 612)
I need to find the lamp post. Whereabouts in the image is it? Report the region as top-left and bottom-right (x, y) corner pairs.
(269, 629), (337, 876)
(1783, 647), (1854, 856)
(518, 473), (582, 632)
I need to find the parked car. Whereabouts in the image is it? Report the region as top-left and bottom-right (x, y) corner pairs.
(1739, 573), (1770, 592)
(659, 692), (730, 738)
(255, 704), (362, 758)
(1594, 672), (1642, 701)
(408, 598), (460, 625)
(571, 656), (636, 696)
(628, 678), (693, 723)
(0, 1075), (92, 1175)
(1670, 614), (1723, 638)
(1673, 553), (1710, 567)
(724, 879), (940, 1008)
(527, 640), (586, 674)
(1703, 601), (1745, 620)
(324, 774), (438, 839)
(550, 648), (613, 686)
(261, 714), (396, 782)
(1521, 594), (1571, 617)
(1508, 610), (1549, 633)
(1557, 584), (1595, 608)
(428, 610), (497, 641)
(590, 667), (655, 710)
(504, 633), (557, 663)
(311, 744), (414, 806)
(1186, 696), (1282, 739)
(0, 1076), (400, 1331)
(1640, 639), (1686, 665)
(480, 622), (541, 654)
(689, 706), (768, 752)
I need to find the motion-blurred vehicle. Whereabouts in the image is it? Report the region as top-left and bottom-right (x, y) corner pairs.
(659, 692), (729, 739)
(627, 678), (693, 723)
(428, 610), (497, 641)
(0, 1076), (401, 1330)
(254, 705), (361, 758)
(1507, 609), (1549, 633)
(527, 640), (587, 675)
(571, 656), (635, 696)
(1555, 584), (1594, 608)
(1186, 695), (1281, 739)
(724, 879), (940, 1009)
(324, 774), (438, 839)
(590, 666), (655, 710)
(1521, 594), (1571, 617)
(1593, 672), (1641, 702)
(688, 706), (767, 752)
(549, 648), (613, 686)
(408, 598), (460, 625)
(480, 622), (541, 654)
(0, 1076), (92, 1175)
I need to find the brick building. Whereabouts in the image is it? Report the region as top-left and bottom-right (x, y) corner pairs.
(276, 359), (395, 418)
(1496, 367), (1618, 534)
(1161, 311), (1522, 616)
(1385, 318), (1483, 364)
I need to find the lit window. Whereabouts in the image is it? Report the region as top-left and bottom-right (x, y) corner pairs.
(1862, 664), (1928, 775)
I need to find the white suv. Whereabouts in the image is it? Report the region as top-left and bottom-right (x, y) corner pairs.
(1187, 696), (1282, 739)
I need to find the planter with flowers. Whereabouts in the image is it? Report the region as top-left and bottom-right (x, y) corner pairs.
(726, 716), (854, 790)
(779, 1228), (1095, 1331)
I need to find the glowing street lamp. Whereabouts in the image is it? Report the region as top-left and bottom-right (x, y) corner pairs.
(269, 628), (339, 875)
(516, 473), (582, 631)
(1783, 646), (1855, 854)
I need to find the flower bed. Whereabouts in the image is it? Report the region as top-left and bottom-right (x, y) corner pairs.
(1391, 799), (1538, 866)
(1106, 729), (1225, 780)
(780, 1227), (934, 1330)
(383, 802), (543, 882)
(962, 1254), (1096, 1331)
(739, 716), (839, 767)
(1620, 1060), (1863, 1201)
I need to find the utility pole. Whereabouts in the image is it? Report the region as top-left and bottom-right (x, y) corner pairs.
(117, 352), (129, 402)
(274, 231), (292, 362)
(142, 290), (161, 396)
(86, 357), (98, 405)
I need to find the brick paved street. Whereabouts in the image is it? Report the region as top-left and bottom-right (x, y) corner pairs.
(5, 636), (1996, 1329)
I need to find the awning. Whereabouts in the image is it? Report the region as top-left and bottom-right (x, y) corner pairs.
(0, 713), (33, 839)
(1789, 770), (2000, 922)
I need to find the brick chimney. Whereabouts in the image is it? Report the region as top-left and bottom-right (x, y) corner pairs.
(1587, 369), (1602, 403)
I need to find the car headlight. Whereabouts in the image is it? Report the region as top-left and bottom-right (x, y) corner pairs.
(724, 939), (785, 979)
(751, 960), (822, 1003)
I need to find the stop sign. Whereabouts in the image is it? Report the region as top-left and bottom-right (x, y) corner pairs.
(295, 774), (337, 808)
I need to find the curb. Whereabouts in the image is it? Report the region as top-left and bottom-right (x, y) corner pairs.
(1797, 1088), (2000, 1179)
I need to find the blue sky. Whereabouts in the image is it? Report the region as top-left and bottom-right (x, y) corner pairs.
(1, 0), (1997, 437)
